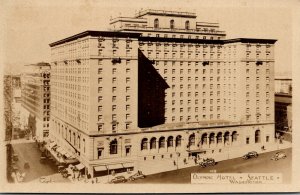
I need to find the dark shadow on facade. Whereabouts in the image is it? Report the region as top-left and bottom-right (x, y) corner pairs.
(138, 49), (169, 128)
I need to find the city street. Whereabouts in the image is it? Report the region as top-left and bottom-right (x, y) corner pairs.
(11, 142), (70, 183)
(130, 148), (292, 184)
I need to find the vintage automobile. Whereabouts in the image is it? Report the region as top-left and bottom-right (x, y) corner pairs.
(199, 158), (216, 168)
(271, 152), (287, 161)
(242, 151), (258, 159)
(109, 176), (127, 184)
(128, 171), (146, 181)
(40, 156), (47, 163)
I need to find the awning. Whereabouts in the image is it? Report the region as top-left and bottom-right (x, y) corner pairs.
(94, 165), (107, 172)
(187, 149), (206, 153)
(59, 150), (67, 155)
(49, 142), (57, 149)
(56, 147), (63, 153)
(64, 152), (72, 158)
(65, 158), (79, 164)
(75, 163), (85, 170)
(122, 162), (134, 168)
(107, 164), (123, 170)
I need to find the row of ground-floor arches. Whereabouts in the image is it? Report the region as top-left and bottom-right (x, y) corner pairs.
(138, 130), (263, 151)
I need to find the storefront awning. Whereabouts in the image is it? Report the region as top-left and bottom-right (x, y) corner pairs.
(56, 147), (63, 153)
(75, 163), (85, 170)
(122, 162), (134, 168)
(59, 150), (67, 155)
(107, 164), (123, 170)
(64, 158), (79, 164)
(49, 142), (57, 149)
(187, 149), (206, 153)
(94, 165), (107, 172)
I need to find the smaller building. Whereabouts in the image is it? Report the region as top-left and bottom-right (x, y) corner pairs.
(21, 62), (51, 141)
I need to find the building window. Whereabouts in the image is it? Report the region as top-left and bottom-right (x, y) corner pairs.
(246, 137), (250, 144)
(167, 136), (174, 147)
(98, 106), (102, 112)
(154, 18), (159, 28)
(159, 137), (165, 148)
(255, 130), (261, 143)
(98, 124), (103, 131)
(185, 20), (190, 30)
(170, 19), (175, 29)
(189, 134), (195, 146)
(150, 138), (157, 149)
(110, 139), (118, 154)
(141, 138), (148, 150)
(176, 135), (182, 147)
(112, 105), (116, 111)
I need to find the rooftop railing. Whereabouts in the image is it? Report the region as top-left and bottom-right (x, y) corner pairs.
(135, 9), (196, 18)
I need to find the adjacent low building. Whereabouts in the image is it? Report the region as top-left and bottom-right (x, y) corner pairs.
(49, 9), (276, 177)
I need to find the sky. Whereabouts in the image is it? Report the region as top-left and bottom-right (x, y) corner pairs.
(1, 0), (296, 76)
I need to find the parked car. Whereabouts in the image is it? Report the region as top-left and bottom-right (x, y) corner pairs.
(242, 151), (258, 159)
(109, 176), (127, 184)
(128, 172), (146, 181)
(13, 154), (19, 161)
(40, 156), (47, 163)
(199, 158), (216, 168)
(271, 152), (286, 161)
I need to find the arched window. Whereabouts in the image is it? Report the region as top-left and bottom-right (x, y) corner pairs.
(77, 136), (80, 149)
(154, 18), (159, 28)
(141, 138), (148, 150)
(224, 132), (230, 144)
(217, 132), (222, 144)
(83, 139), (86, 153)
(65, 127), (67, 139)
(176, 135), (182, 147)
(170, 20), (175, 29)
(232, 131), (238, 142)
(167, 136), (174, 147)
(110, 139), (118, 154)
(73, 132), (76, 146)
(255, 130), (261, 143)
(185, 20), (190, 30)
(189, 134), (195, 146)
(159, 137), (165, 148)
(150, 137), (156, 149)
(201, 133), (208, 145)
(209, 133), (215, 144)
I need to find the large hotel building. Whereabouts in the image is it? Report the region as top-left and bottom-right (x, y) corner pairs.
(49, 10), (276, 177)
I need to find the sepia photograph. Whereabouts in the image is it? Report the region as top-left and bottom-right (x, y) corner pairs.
(1, 0), (299, 193)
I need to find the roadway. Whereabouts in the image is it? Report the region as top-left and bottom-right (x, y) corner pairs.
(11, 142), (70, 183)
(130, 148), (291, 184)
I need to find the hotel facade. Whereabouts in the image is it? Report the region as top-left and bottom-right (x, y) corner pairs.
(49, 10), (276, 177)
